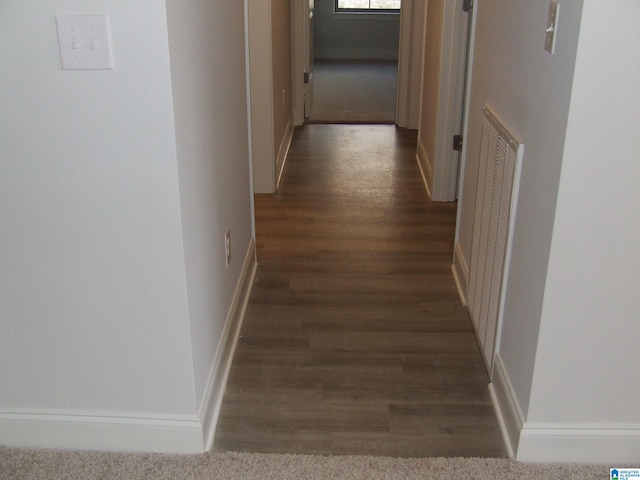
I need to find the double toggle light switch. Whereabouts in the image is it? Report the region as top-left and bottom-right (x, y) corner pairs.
(56, 14), (114, 70)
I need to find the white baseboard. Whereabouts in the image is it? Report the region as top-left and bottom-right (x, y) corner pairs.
(200, 238), (257, 451)
(489, 353), (524, 459)
(517, 424), (640, 464)
(276, 121), (294, 190)
(0, 411), (203, 453)
(451, 242), (468, 306)
(415, 138), (433, 199)
(0, 240), (257, 455)
(490, 353), (640, 463)
(314, 48), (399, 61)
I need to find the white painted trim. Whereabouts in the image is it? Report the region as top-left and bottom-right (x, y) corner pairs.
(489, 353), (525, 459)
(453, 0), (478, 244)
(517, 423), (640, 464)
(248, 0), (276, 193)
(416, 137), (433, 199)
(314, 48), (399, 61)
(200, 238), (257, 451)
(430, 0), (468, 202)
(276, 120), (295, 190)
(451, 241), (468, 306)
(396, 0), (426, 130)
(292, 1), (305, 126)
(395, 0), (413, 129)
(329, 12), (400, 22)
(486, 355), (637, 465)
(0, 411), (203, 454)
(244, 0), (256, 239)
(302, 0), (313, 118)
(491, 135), (524, 377)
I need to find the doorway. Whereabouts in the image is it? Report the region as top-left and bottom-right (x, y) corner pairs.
(294, 0), (472, 203)
(306, 0), (401, 124)
(294, 0), (403, 126)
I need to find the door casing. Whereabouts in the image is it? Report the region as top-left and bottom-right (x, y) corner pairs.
(396, 0), (426, 130)
(416, 0), (473, 202)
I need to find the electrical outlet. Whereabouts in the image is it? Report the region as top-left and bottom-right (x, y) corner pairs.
(224, 228), (231, 268)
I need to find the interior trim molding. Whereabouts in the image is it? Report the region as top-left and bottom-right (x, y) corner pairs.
(489, 356), (640, 463)
(248, 0), (276, 193)
(276, 121), (295, 190)
(451, 241), (468, 306)
(517, 423), (640, 464)
(0, 411), (203, 454)
(292, 1), (305, 126)
(200, 238), (257, 451)
(489, 353), (524, 459)
(415, 138), (433, 199)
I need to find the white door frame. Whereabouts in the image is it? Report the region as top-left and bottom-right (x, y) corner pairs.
(292, 1), (306, 126)
(424, 0), (472, 202)
(248, 0), (277, 193)
(396, 0), (427, 130)
(454, 0), (478, 234)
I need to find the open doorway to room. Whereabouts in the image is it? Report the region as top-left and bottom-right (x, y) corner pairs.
(305, 0), (401, 124)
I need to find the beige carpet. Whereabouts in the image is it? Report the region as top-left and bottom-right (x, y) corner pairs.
(0, 447), (608, 479)
(307, 60), (397, 124)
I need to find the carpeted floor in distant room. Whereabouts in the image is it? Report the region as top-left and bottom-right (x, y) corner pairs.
(308, 59), (397, 124)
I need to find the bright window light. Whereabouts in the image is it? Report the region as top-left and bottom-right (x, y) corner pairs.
(336, 0), (401, 11)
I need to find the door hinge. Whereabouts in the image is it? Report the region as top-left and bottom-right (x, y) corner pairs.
(453, 134), (464, 151)
(304, 71), (309, 84)
(463, 0), (473, 13)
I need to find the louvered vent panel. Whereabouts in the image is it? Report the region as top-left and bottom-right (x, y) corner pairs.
(468, 106), (522, 371)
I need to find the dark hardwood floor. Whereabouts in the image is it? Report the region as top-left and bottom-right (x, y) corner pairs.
(214, 125), (506, 457)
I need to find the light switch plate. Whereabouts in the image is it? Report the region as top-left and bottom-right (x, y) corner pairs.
(544, 1), (560, 55)
(56, 15), (114, 70)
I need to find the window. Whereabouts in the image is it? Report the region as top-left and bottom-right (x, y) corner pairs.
(335, 0), (401, 13)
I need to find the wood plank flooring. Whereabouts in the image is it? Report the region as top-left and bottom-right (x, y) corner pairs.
(214, 125), (506, 458)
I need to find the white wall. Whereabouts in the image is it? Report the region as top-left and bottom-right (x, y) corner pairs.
(419, 0), (444, 178)
(457, 0), (583, 416)
(248, 0), (276, 193)
(520, 0), (640, 462)
(271, 0), (293, 183)
(396, 0), (426, 130)
(0, 0), (195, 418)
(0, 0), (254, 454)
(459, 0), (640, 462)
(249, 0), (294, 194)
(165, 0), (253, 417)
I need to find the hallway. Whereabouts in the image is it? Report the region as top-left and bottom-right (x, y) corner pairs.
(214, 125), (505, 457)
